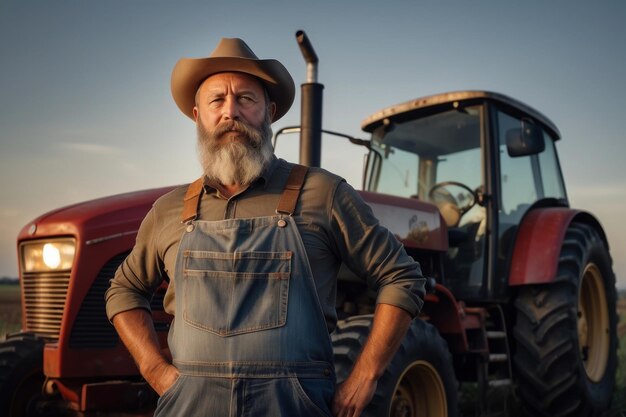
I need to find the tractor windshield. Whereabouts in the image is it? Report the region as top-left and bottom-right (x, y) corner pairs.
(365, 105), (486, 289)
(365, 106), (483, 215)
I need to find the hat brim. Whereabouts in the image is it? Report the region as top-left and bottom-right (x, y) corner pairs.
(171, 56), (295, 122)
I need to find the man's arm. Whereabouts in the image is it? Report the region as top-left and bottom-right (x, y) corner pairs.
(111, 309), (179, 396)
(331, 303), (412, 417)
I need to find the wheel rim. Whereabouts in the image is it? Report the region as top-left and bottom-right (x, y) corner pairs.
(390, 360), (447, 417)
(578, 263), (609, 382)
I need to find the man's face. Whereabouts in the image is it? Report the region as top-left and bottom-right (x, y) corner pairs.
(193, 72), (276, 145)
(193, 72), (277, 186)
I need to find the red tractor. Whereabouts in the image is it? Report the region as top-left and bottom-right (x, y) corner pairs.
(329, 89), (618, 416)
(1, 33), (617, 417)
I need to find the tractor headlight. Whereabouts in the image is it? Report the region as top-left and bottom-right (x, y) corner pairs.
(21, 239), (76, 272)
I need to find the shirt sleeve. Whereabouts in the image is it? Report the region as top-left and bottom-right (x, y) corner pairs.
(105, 205), (165, 321)
(330, 181), (426, 317)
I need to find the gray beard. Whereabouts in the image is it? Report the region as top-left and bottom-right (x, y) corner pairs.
(197, 116), (274, 186)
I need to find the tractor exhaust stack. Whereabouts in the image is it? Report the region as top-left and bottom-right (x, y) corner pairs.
(295, 30), (323, 167)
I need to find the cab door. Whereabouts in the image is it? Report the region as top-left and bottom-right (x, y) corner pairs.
(492, 107), (568, 296)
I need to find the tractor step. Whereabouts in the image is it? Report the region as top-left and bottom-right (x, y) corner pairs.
(488, 378), (512, 388)
(489, 353), (508, 363)
(476, 306), (515, 415)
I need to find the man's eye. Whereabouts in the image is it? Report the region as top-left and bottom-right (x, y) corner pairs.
(239, 96), (255, 103)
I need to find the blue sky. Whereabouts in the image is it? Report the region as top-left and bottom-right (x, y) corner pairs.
(1, 1), (625, 287)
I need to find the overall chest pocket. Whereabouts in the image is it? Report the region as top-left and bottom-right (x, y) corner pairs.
(182, 250), (291, 337)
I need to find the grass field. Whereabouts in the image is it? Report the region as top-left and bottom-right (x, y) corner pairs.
(1, 284), (625, 415)
(0, 284), (21, 337)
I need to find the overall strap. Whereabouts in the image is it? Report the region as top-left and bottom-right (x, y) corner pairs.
(181, 178), (204, 223)
(181, 164), (309, 222)
(276, 164), (309, 215)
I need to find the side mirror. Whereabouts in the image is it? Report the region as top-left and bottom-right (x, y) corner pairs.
(506, 120), (545, 157)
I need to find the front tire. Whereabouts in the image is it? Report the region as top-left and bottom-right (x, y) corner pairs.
(513, 222), (617, 416)
(0, 333), (46, 417)
(332, 315), (458, 417)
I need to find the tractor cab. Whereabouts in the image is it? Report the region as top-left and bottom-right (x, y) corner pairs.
(361, 91), (568, 301)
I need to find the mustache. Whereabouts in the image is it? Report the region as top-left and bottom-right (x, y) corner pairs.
(212, 120), (263, 147)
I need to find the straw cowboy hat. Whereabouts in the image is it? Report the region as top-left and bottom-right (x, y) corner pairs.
(171, 38), (295, 122)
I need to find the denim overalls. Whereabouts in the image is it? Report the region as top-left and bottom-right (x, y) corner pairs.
(154, 165), (335, 417)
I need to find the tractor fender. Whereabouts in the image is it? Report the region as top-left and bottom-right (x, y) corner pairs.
(508, 207), (609, 286)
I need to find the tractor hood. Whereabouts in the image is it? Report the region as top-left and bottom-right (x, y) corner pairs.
(17, 186), (179, 244)
(18, 186), (447, 250)
(359, 191), (448, 252)
(17, 184), (448, 252)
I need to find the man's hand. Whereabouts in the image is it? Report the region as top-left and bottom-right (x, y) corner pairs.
(146, 361), (180, 396)
(111, 309), (178, 396)
(331, 371), (377, 417)
(331, 303), (413, 417)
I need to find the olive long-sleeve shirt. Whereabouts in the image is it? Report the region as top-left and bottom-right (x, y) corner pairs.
(105, 157), (425, 332)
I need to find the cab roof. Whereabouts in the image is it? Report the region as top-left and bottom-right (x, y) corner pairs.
(361, 90), (560, 140)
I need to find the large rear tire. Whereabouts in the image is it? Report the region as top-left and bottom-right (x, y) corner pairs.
(332, 315), (458, 417)
(0, 333), (46, 417)
(513, 222), (617, 416)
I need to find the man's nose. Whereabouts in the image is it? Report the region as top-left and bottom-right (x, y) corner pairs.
(222, 97), (241, 120)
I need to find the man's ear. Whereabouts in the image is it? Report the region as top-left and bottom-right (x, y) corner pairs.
(193, 106), (199, 122)
(269, 102), (277, 120)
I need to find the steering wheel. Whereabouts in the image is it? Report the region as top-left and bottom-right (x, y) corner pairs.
(428, 181), (478, 216)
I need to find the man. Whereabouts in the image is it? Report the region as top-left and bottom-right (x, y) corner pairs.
(105, 38), (425, 417)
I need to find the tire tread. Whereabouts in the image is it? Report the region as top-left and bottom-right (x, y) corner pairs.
(513, 222), (617, 417)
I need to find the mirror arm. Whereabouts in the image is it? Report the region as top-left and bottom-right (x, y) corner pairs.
(273, 126), (371, 150)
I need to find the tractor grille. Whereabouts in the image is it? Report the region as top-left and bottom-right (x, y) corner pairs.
(69, 252), (168, 348)
(70, 252), (128, 348)
(22, 271), (70, 340)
